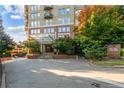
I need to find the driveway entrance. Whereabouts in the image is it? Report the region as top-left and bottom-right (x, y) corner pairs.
(4, 58), (124, 88)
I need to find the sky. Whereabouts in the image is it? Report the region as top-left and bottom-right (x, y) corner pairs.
(0, 5), (27, 43)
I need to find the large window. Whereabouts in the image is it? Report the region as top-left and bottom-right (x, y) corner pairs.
(58, 18), (63, 25)
(44, 28), (54, 33)
(30, 5), (40, 11)
(30, 29), (40, 35)
(31, 21), (40, 27)
(37, 13), (41, 18)
(65, 17), (71, 24)
(37, 5), (40, 10)
(58, 27), (70, 32)
(59, 8), (71, 15)
(45, 19), (52, 26)
(31, 6), (33, 11)
(30, 13), (41, 19)
(31, 30), (34, 34)
(58, 17), (70, 25)
(31, 21), (34, 27)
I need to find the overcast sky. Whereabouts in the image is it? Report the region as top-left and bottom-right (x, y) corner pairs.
(0, 5), (27, 43)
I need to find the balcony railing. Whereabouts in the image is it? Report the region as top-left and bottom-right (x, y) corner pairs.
(44, 12), (53, 19)
(44, 5), (53, 10)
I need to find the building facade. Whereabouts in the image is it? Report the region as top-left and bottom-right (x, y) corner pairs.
(25, 5), (82, 54)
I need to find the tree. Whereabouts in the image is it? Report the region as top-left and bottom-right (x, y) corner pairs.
(76, 5), (124, 59)
(78, 6), (124, 44)
(0, 16), (15, 58)
(53, 37), (74, 54)
(25, 37), (41, 54)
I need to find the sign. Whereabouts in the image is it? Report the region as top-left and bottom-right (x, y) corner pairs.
(107, 44), (121, 58)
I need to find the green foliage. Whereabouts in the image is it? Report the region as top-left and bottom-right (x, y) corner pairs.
(84, 6), (124, 45)
(83, 41), (107, 60)
(77, 6), (124, 60)
(25, 38), (41, 53)
(16, 52), (27, 57)
(74, 35), (106, 59)
(121, 48), (124, 56)
(53, 37), (74, 54)
(2, 51), (11, 57)
(74, 35), (90, 56)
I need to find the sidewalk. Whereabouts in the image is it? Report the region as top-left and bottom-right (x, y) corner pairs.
(0, 61), (6, 88)
(0, 62), (2, 87)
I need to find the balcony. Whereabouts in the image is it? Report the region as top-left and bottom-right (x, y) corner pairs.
(44, 5), (53, 10)
(44, 12), (53, 19)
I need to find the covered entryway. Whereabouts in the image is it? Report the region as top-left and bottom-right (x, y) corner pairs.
(37, 35), (54, 58)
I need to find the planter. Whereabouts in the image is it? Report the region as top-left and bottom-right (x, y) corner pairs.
(1, 57), (12, 62)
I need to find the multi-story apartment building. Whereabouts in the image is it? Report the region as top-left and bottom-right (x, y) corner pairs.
(25, 5), (82, 54)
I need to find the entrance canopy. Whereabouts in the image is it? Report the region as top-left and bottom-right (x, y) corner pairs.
(35, 34), (55, 45)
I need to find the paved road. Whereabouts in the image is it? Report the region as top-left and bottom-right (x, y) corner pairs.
(4, 58), (124, 88)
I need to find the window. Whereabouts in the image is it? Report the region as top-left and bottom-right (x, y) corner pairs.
(31, 13), (41, 19)
(44, 28), (54, 33)
(31, 30), (34, 35)
(45, 19), (52, 26)
(59, 8), (63, 15)
(51, 28), (54, 33)
(37, 29), (40, 34)
(37, 21), (40, 26)
(34, 21), (37, 27)
(58, 17), (70, 25)
(34, 30), (36, 34)
(66, 8), (71, 14)
(59, 8), (71, 15)
(66, 27), (70, 32)
(47, 28), (49, 33)
(58, 18), (63, 25)
(58, 27), (70, 33)
(34, 6), (37, 11)
(31, 21), (34, 27)
(65, 17), (70, 24)
(37, 13), (40, 18)
(31, 6), (34, 11)
(30, 14), (33, 19)
(62, 27), (66, 32)
(37, 5), (40, 10)
(58, 27), (62, 32)
(44, 29), (47, 33)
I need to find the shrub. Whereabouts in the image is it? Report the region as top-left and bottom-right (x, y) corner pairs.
(74, 35), (88, 56)
(16, 52), (27, 57)
(121, 48), (124, 56)
(83, 40), (107, 60)
(2, 51), (11, 57)
(26, 54), (40, 59)
(53, 37), (74, 54)
(25, 38), (41, 54)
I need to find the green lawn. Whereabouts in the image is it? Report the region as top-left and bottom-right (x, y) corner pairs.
(94, 59), (124, 67)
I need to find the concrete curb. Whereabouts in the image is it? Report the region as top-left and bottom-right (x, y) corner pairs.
(1, 62), (6, 88)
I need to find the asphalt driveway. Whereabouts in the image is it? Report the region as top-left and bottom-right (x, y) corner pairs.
(4, 58), (124, 88)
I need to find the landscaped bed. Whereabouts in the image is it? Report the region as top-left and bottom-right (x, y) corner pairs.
(1, 57), (12, 62)
(94, 59), (124, 67)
